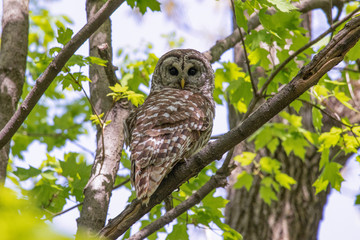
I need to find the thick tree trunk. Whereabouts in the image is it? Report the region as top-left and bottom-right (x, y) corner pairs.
(76, 0), (129, 236)
(0, 0), (29, 183)
(224, 11), (356, 240)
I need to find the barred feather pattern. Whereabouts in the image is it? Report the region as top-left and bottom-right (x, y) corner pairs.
(127, 88), (215, 205)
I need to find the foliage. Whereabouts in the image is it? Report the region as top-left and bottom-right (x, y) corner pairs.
(108, 83), (145, 107)
(3, 0), (360, 239)
(126, 0), (161, 15)
(0, 187), (72, 240)
(215, 0), (360, 206)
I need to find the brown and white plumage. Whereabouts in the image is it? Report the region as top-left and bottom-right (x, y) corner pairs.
(125, 49), (215, 205)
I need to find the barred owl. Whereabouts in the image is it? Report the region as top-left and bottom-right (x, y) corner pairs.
(125, 49), (215, 205)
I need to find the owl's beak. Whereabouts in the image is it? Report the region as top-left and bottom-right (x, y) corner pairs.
(180, 78), (185, 89)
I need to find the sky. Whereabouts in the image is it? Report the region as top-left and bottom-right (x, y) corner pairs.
(4, 0), (360, 239)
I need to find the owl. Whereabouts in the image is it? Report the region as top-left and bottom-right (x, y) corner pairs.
(125, 49), (215, 205)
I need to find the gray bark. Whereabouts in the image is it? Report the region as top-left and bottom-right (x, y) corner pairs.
(0, 0), (29, 183)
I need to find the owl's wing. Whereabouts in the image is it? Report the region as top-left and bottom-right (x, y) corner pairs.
(129, 89), (214, 204)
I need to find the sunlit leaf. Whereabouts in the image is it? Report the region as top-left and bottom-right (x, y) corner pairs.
(234, 171), (254, 191)
(275, 172), (296, 190)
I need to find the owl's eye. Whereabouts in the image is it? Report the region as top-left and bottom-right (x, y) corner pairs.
(188, 67), (197, 76)
(169, 67), (179, 76)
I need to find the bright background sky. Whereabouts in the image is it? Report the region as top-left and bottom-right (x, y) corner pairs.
(4, 0), (360, 239)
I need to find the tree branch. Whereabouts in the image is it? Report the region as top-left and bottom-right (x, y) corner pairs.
(98, 43), (119, 86)
(0, 0), (126, 149)
(127, 156), (234, 240)
(99, 14), (360, 240)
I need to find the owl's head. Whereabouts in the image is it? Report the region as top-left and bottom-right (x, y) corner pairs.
(151, 49), (214, 97)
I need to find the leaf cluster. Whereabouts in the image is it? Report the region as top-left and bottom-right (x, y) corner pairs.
(217, 0), (360, 206)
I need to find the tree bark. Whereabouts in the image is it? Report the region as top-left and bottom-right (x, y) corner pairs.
(0, 0), (29, 183)
(225, 10), (358, 240)
(76, 0), (129, 236)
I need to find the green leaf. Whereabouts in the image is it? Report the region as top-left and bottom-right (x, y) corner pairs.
(290, 99), (303, 113)
(259, 157), (281, 174)
(13, 166), (42, 181)
(234, 1), (248, 32)
(166, 222), (188, 240)
(60, 153), (91, 202)
(275, 172), (296, 190)
(279, 111), (302, 127)
(282, 133), (309, 159)
(41, 170), (57, 181)
(90, 113), (104, 126)
(322, 162), (344, 191)
(108, 83), (145, 106)
(267, 138), (279, 154)
(29, 178), (67, 214)
(259, 185), (278, 205)
(202, 192), (228, 208)
(319, 148), (329, 170)
(346, 39), (360, 61)
(334, 91), (359, 112)
(246, 29), (271, 50)
(127, 91), (145, 107)
(313, 85), (330, 99)
(233, 152), (256, 166)
(355, 195), (360, 205)
(56, 27), (73, 45)
(252, 126), (274, 150)
(66, 54), (87, 67)
(127, 0), (161, 15)
(248, 47), (271, 68)
(234, 171), (254, 191)
(221, 223), (243, 240)
(312, 106), (323, 132)
(109, 83), (129, 94)
(86, 56), (107, 67)
(121, 229), (131, 240)
(266, 0), (297, 12)
(319, 127), (341, 149)
(49, 47), (62, 56)
(313, 177), (329, 194)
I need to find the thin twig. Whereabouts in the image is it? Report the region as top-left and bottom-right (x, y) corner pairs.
(51, 202), (83, 219)
(298, 98), (359, 148)
(230, 0), (257, 96)
(296, 98), (352, 128)
(345, 72), (359, 107)
(65, 67), (107, 162)
(64, 67), (103, 128)
(332, 67), (360, 73)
